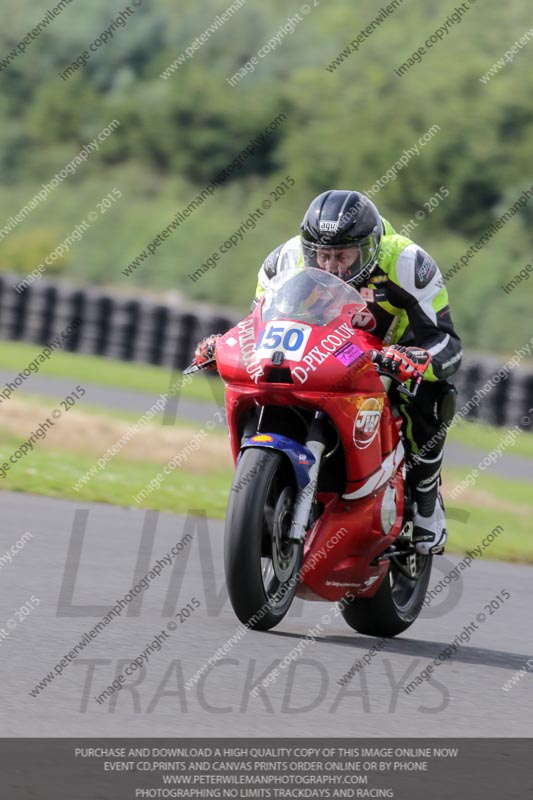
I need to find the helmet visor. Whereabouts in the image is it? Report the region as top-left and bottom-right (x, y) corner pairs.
(302, 234), (379, 284)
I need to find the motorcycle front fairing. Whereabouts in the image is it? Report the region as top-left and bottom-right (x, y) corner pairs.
(216, 269), (400, 497)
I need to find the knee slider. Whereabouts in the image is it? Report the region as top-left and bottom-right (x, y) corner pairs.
(437, 383), (457, 427)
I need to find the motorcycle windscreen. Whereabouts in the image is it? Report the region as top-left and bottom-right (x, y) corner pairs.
(261, 267), (366, 327)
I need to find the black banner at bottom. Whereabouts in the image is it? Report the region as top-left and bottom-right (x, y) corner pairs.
(1, 739), (531, 799)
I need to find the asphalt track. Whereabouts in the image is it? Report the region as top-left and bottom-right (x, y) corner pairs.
(1, 368), (533, 481)
(1, 492), (531, 737)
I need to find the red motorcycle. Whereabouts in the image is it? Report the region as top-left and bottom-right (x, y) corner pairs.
(186, 268), (433, 637)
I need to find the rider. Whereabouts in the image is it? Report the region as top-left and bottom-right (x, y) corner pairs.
(194, 190), (462, 555)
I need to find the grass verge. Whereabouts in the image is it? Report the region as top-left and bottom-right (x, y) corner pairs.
(447, 419), (533, 459)
(0, 340), (223, 405)
(0, 432), (232, 519)
(442, 469), (533, 562)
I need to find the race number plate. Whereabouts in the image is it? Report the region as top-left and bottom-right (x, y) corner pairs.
(256, 322), (312, 361)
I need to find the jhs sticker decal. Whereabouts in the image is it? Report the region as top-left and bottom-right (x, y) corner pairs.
(353, 397), (383, 449)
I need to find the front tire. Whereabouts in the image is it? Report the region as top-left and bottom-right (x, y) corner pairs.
(224, 448), (303, 631)
(340, 552), (432, 637)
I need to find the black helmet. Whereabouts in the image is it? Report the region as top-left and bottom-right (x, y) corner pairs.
(300, 190), (383, 285)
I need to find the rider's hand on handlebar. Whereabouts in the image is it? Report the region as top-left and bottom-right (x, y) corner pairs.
(373, 345), (432, 383)
(193, 334), (221, 371)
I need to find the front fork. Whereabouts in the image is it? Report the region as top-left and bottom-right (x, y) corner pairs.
(289, 412), (327, 543)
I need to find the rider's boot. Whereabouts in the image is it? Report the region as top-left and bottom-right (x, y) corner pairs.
(412, 480), (447, 555)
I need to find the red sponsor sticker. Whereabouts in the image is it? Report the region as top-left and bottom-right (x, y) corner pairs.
(351, 308), (376, 332)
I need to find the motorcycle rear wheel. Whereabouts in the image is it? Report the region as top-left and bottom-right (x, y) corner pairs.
(224, 448), (303, 631)
(340, 551), (432, 637)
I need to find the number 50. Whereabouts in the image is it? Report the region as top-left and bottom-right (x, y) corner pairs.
(257, 325), (304, 351)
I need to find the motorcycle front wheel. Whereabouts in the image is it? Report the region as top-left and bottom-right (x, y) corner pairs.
(224, 448), (303, 631)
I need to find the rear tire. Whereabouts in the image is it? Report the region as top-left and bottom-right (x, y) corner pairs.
(340, 552), (432, 637)
(224, 448), (303, 631)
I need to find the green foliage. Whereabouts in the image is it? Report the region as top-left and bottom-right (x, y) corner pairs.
(0, 0), (531, 352)
(0, 226), (68, 274)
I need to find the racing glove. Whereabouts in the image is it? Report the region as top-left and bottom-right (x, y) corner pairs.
(193, 333), (221, 371)
(378, 345), (432, 382)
